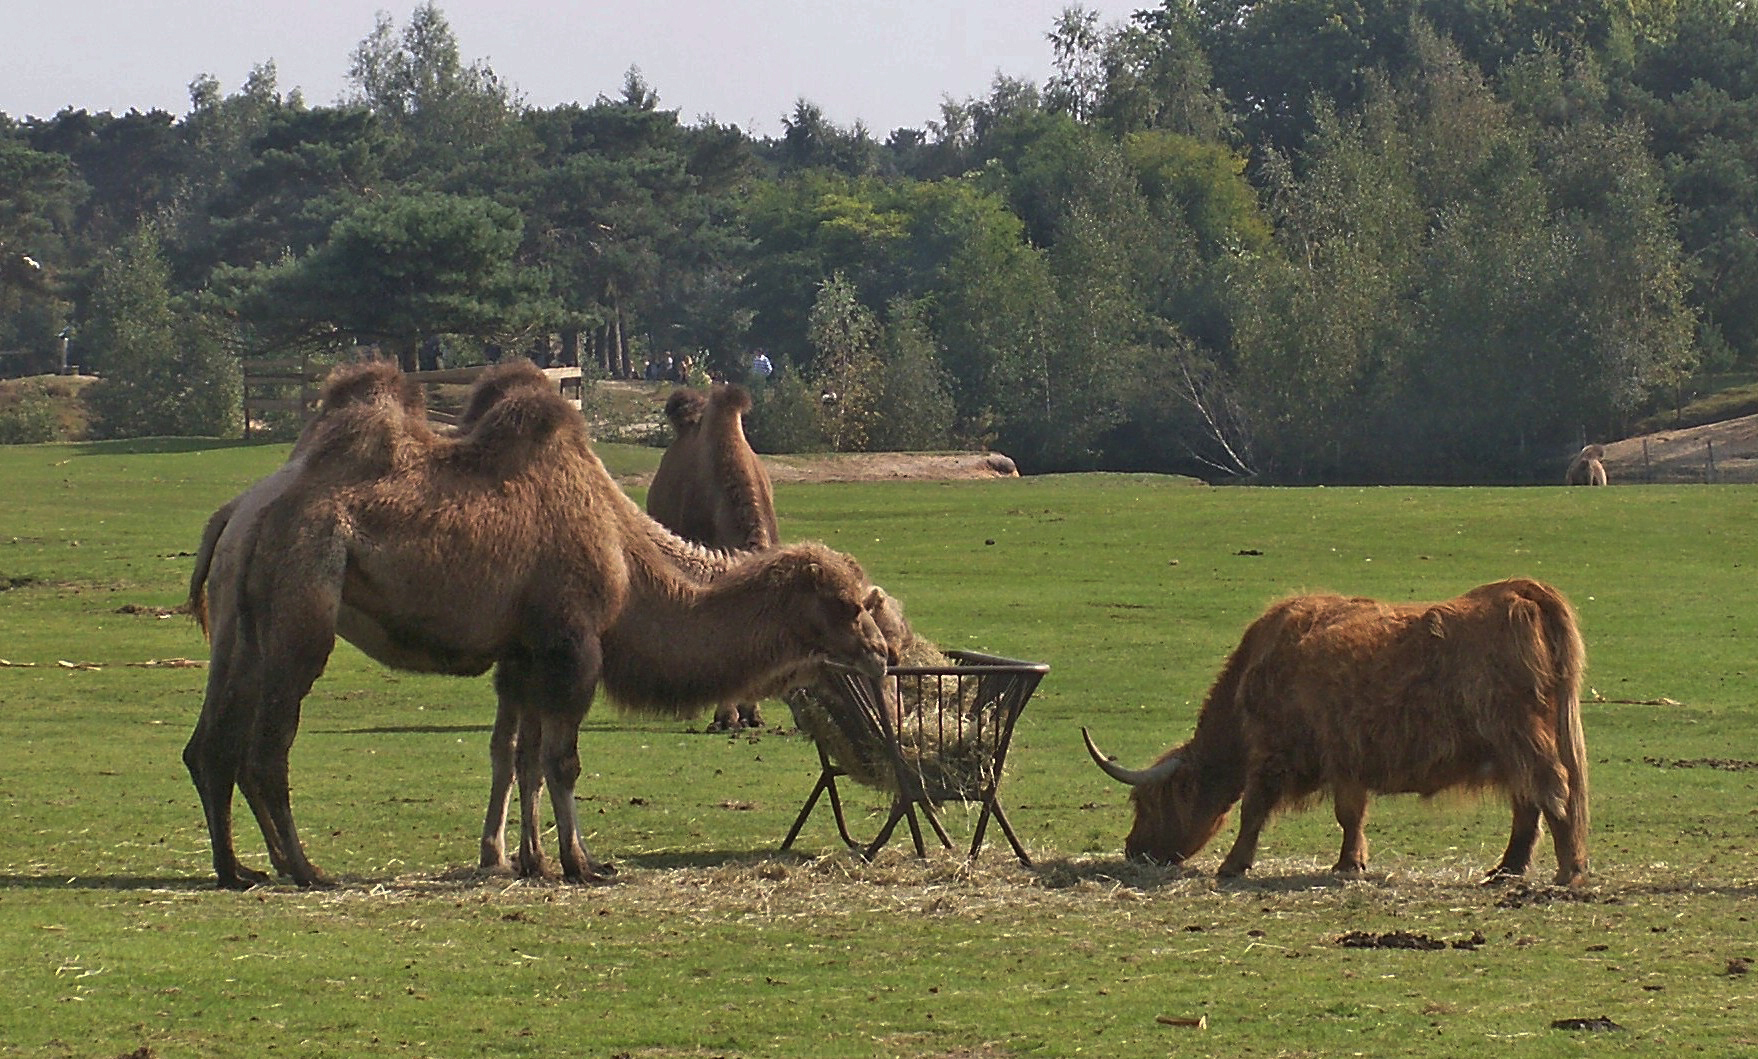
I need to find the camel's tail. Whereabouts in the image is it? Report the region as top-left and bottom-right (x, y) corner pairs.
(187, 501), (234, 641)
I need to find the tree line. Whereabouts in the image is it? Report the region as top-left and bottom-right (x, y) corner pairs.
(3, 1), (1754, 481)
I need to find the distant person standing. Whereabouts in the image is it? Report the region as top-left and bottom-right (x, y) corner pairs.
(750, 350), (773, 382)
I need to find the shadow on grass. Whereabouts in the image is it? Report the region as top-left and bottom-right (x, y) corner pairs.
(316, 723), (494, 736)
(72, 437), (281, 457)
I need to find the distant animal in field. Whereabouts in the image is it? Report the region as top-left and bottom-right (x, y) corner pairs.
(647, 385), (781, 730)
(1564, 444), (1608, 486)
(1083, 578), (1590, 886)
(184, 359), (890, 889)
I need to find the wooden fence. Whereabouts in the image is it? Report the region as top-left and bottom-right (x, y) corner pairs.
(242, 358), (583, 438)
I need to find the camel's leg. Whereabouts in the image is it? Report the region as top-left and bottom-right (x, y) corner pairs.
(512, 708), (555, 879)
(1331, 782), (1370, 874)
(496, 638), (605, 882)
(737, 701), (763, 728)
(537, 706), (612, 882)
(234, 580), (339, 889)
(708, 701), (740, 732)
(184, 639), (273, 890)
(478, 697), (519, 872)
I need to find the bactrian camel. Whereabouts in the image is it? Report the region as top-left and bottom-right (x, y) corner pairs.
(646, 384), (780, 730)
(185, 359), (889, 889)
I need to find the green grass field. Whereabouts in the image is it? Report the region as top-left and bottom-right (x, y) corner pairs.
(2, 439), (1755, 1057)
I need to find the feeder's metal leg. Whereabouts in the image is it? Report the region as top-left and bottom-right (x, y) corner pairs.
(970, 798), (1032, 866)
(917, 799), (955, 852)
(780, 771), (835, 853)
(863, 803), (910, 860)
(824, 772), (859, 849)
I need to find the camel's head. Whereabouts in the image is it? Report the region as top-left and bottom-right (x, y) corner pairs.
(769, 544), (890, 680)
(865, 585), (916, 665)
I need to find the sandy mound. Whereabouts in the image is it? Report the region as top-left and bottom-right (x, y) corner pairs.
(1599, 413), (1758, 484)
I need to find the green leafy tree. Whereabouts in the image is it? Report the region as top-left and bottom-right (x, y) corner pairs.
(83, 226), (239, 438)
(0, 136), (82, 373)
(745, 359), (828, 453)
(227, 190), (548, 366)
(346, 2), (521, 185)
(868, 298), (956, 451)
(807, 273), (883, 450)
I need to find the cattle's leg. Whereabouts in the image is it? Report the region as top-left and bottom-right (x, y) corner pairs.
(1486, 798), (1541, 882)
(738, 702), (764, 728)
(478, 696), (519, 872)
(1545, 806), (1590, 888)
(1538, 771), (1590, 887)
(1331, 783), (1370, 874)
(1216, 775), (1281, 878)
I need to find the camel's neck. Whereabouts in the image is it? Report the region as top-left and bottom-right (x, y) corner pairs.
(596, 558), (808, 714)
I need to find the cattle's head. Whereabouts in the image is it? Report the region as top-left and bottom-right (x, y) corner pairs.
(1082, 728), (1232, 864)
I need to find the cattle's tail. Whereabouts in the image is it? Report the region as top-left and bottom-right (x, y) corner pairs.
(1515, 579), (1591, 852)
(186, 501), (233, 641)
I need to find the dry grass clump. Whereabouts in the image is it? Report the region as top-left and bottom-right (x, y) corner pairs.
(786, 638), (1011, 800)
(191, 851), (1585, 928)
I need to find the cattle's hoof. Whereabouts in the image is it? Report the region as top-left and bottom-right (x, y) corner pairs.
(1332, 861), (1368, 876)
(1216, 865), (1250, 880)
(1553, 868), (1590, 888)
(1481, 867), (1526, 886)
(295, 869), (338, 890)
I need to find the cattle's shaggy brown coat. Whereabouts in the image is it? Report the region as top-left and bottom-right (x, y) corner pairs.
(646, 385), (781, 729)
(1084, 579), (1591, 886)
(185, 360), (889, 889)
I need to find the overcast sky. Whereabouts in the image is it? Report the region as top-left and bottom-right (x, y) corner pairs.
(3, 1), (1147, 136)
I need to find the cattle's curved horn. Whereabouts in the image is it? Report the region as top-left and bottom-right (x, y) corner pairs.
(1082, 727), (1182, 786)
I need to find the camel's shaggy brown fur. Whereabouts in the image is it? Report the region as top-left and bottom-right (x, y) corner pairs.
(1565, 444), (1608, 486)
(647, 385), (782, 730)
(185, 360), (889, 889)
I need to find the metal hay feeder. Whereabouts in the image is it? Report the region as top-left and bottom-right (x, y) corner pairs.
(781, 650), (1048, 865)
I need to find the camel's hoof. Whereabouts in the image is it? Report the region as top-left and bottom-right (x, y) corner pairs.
(216, 861), (274, 886)
(564, 860), (618, 885)
(1481, 867), (1526, 886)
(516, 858), (559, 881)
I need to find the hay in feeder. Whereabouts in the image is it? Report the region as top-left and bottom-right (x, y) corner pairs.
(786, 636), (1010, 800)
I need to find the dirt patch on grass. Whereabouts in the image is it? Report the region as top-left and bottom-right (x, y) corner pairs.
(1643, 756), (1758, 772)
(1600, 413), (1758, 484)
